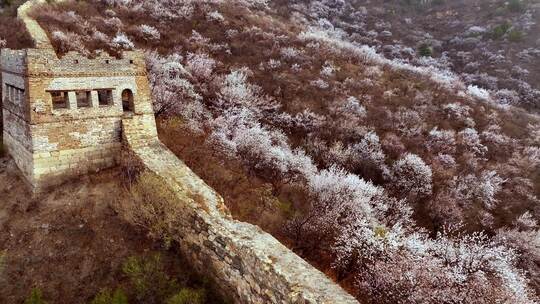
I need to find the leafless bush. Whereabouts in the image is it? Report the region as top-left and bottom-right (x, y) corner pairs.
(121, 171), (180, 242)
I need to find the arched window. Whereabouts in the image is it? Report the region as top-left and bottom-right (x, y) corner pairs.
(121, 89), (134, 112)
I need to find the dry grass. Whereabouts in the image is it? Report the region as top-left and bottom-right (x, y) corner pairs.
(121, 170), (180, 242)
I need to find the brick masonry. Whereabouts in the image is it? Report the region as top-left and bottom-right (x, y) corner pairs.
(1, 48), (152, 190)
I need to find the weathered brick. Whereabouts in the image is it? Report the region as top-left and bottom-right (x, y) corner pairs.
(1, 46), (153, 191)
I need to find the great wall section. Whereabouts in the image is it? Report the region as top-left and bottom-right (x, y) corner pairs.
(0, 1), (359, 303)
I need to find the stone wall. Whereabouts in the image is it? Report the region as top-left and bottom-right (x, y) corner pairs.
(29, 117), (122, 187)
(1, 49), (30, 127)
(123, 129), (359, 304)
(1, 90), (32, 182)
(32, 142), (120, 188)
(2, 109), (31, 150)
(0, 49), (27, 75)
(2, 131), (33, 182)
(1, 72), (29, 120)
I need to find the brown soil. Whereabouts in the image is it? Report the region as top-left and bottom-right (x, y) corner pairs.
(0, 157), (214, 304)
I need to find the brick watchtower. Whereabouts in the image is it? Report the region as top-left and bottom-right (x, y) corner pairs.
(0, 48), (158, 190)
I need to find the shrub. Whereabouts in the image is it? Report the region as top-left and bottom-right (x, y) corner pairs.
(507, 0), (526, 12)
(112, 32), (134, 50)
(0, 250), (6, 275)
(24, 288), (47, 304)
(50, 30), (86, 54)
(401, 0), (444, 9)
(418, 44), (433, 57)
(508, 29), (524, 42)
(119, 150), (144, 187)
(390, 153), (433, 198)
(458, 127), (488, 157)
(91, 289), (129, 304)
(491, 22), (511, 39)
(1, 0), (14, 7)
(91, 252), (218, 304)
(206, 11), (224, 23)
(467, 84), (490, 101)
(125, 171), (180, 241)
(185, 52), (216, 81)
(122, 253), (179, 303)
(166, 288), (206, 304)
(138, 24), (160, 42)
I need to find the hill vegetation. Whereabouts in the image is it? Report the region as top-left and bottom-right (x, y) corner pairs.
(0, 0), (538, 302)
(282, 0), (540, 111)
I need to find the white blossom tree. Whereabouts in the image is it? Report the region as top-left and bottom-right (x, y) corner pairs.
(137, 24), (160, 41)
(186, 52), (216, 81)
(458, 128), (488, 157)
(112, 32), (134, 50)
(390, 153), (433, 198)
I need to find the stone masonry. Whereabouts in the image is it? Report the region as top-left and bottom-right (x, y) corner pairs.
(1, 1), (359, 302)
(123, 132), (359, 303)
(0, 0), (157, 190)
(1, 47), (154, 190)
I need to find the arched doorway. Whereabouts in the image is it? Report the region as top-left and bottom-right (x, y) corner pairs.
(122, 89), (134, 112)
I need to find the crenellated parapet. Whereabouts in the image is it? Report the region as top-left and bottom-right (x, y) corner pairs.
(25, 50), (148, 77)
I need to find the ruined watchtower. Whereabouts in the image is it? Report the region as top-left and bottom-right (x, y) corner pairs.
(0, 0), (158, 190)
(1, 48), (158, 190)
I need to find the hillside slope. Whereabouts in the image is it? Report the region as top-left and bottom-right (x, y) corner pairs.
(281, 0), (540, 111)
(0, 0), (538, 302)
(0, 157), (224, 303)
